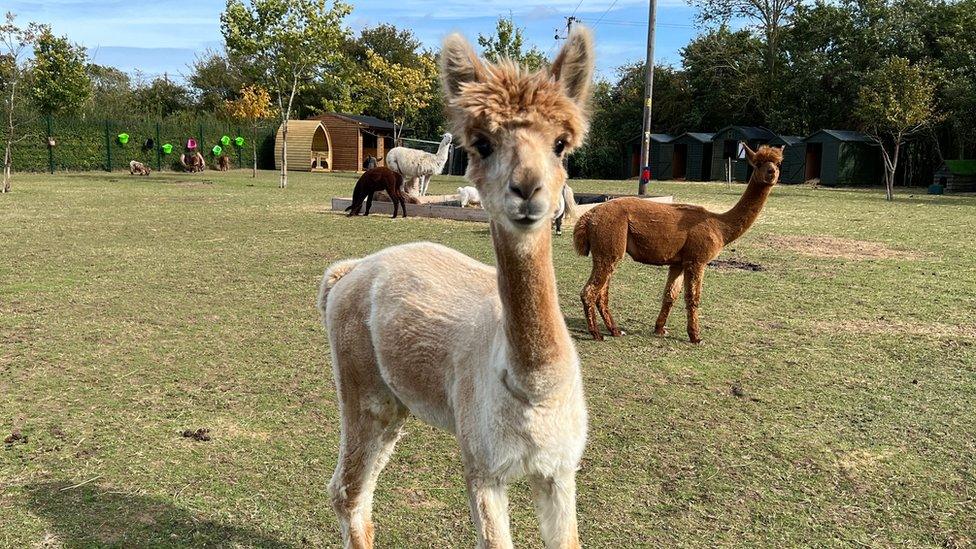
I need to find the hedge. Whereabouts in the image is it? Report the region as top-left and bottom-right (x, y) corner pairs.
(1, 114), (277, 173)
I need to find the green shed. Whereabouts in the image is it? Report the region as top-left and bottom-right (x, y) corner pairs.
(670, 132), (714, 181)
(769, 135), (805, 184)
(803, 130), (883, 187)
(934, 160), (976, 192)
(709, 126), (777, 182)
(624, 134), (673, 179)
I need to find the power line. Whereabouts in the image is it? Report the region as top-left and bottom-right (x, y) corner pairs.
(569, 0), (586, 19)
(591, 0), (620, 29)
(580, 17), (694, 29)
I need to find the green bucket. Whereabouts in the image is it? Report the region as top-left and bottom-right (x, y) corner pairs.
(220, 135), (231, 146)
(212, 145), (223, 156)
(234, 136), (245, 147)
(117, 133), (129, 145)
(161, 143), (173, 154)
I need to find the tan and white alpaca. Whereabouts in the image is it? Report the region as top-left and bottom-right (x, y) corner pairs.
(317, 28), (596, 549)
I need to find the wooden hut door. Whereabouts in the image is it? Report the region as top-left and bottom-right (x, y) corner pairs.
(673, 144), (688, 180)
(805, 143), (822, 180)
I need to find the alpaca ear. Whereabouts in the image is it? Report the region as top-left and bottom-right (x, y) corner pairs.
(743, 143), (757, 167)
(440, 33), (485, 100)
(550, 26), (595, 106)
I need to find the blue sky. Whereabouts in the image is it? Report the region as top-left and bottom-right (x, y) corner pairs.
(7, 0), (701, 82)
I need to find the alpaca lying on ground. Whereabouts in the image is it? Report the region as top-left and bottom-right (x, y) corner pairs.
(457, 185), (481, 208)
(217, 155), (230, 171)
(345, 167), (407, 218)
(574, 144), (783, 343)
(179, 152), (205, 173)
(385, 132), (453, 197)
(129, 160), (151, 176)
(319, 27), (594, 548)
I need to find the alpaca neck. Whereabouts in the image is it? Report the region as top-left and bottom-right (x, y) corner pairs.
(718, 178), (773, 244)
(490, 222), (574, 394)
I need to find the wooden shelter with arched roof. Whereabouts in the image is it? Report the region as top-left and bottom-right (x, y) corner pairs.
(274, 120), (333, 172)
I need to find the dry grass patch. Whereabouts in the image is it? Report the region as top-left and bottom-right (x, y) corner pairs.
(766, 235), (922, 260)
(816, 318), (976, 339)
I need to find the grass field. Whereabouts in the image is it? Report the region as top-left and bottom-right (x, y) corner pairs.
(1, 169), (974, 548)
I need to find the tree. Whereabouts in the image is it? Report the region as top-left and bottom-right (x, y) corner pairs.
(86, 64), (135, 119)
(1, 12), (42, 193)
(225, 84), (273, 178)
(221, 0), (351, 188)
(477, 15), (546, 71)
(133, 75), (191, 118)
(856, 57), (937, 200)
(29, 28), (91, 116)
(359, 49), (436, 141)
(189, 51), (243, 112)
(681, 27), (764, 129)
(349, 24), (423, 68)
(691, 0), (804, 77)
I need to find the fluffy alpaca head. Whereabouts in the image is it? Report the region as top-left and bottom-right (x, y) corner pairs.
(744, 144), (784, 186)
(440, 26), (594, 233)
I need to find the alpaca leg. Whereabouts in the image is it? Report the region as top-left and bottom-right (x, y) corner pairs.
(364, 192), (374, 216)
(683, 263), (706, 344)
(654, 265), (684, 336)
(580, 270), (603, 342)
(592, 256), (622, 337)
(529, 471), (581, 549)
(465, 475), (514, 549)
(330, 395), (408, 549)
(398, 195), (407, 218)
(390, 191), (399, 219)
(595, 276), (621, 337)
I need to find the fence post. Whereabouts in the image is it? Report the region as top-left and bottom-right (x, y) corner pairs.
(198, 122), (205, 161)
(236, 126), (243, 169)
(104, 119), (112, 172)
(155, 121), (162, 172)
(46, 115), (55, 174)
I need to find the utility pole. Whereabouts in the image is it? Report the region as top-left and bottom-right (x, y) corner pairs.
(637, 0), (658, 195)
(555, 16), (578, 42)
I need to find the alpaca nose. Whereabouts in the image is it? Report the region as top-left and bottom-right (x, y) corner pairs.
(508, 181), (542, 200)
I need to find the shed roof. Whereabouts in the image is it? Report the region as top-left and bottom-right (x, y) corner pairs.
(944, 160), (976, 176)
(808, 129), (873, 143)
(315, 113), (397, 131)
(771, 135), (803, 146)
(678, 132), (715, 143)
(714, 126), (776, 141)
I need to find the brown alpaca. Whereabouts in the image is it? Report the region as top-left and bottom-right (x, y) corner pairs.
(574, 144), (783, 343)
(217, 155), (230, 171)
(345, 166), (407, 218)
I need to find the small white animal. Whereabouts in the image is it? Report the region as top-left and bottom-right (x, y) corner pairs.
(457, 186), (481, 208)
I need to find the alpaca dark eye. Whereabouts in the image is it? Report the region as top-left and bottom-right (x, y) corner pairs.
(553, 138), (567, 156)
(472, 137), (493, 158)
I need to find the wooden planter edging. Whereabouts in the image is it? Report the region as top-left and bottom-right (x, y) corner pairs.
(331, 193), (674, 223)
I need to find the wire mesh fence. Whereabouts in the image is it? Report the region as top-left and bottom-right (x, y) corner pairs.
(4, 114), (278, 173)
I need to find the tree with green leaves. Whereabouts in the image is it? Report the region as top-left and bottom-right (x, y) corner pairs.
(86, 64), (135, 119)
(1, 12), (42, 193)
(360, 50), (436, 141)
(221, 0), (351, 188)
(133, 75), (191, 118)
(226, 84), (273, 178)
(477, 15), (546, 71)
(29, 28), (91, 116)
(856, 57), (937, 200)
(189, 51), (244, 112)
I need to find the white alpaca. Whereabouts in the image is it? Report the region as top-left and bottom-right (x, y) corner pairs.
(318, 27), (595, 549)
(385, 132), (453, 197)
(458, 185), (481, 208)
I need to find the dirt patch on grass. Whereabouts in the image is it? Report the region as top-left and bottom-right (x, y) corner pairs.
(817, 319), (976, 339)
(709, 259), (765, 271)
(766, 235), (921, 260)
(181, 428), (211, 442)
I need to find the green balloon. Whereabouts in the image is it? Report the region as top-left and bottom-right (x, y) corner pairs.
(212, 145), (223, 156)
(220, 135), (231, 146)
(234, 136), (245, 147)
(162, 143), (173, 154)
(117, 133), (129, 144)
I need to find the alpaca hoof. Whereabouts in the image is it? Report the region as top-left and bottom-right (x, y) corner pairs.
(689, 337), (703, 345)
(654, 327), (668, 336)
(610, 329), (623, 337)
(555, 230), (563, 235)
(590, 333), (604, 342)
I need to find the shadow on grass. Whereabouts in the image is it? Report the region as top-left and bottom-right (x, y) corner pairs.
(26, 481), (296, 548)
